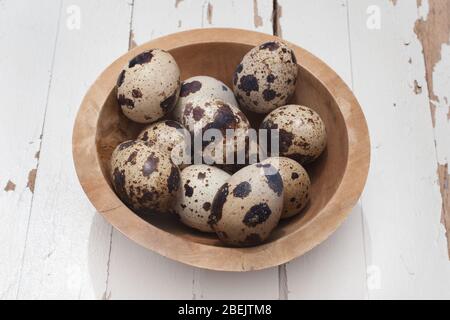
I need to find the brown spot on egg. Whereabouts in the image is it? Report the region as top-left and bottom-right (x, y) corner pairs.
(160, 89), (178, 112)
(128, 50), (154, 68)
(236, 63), (243, 74)
(167, 166), (180, 193)
(118, 140), (136, 151)
(238, 75), (259, 95)
(184, 181), (194, 197)
(117, 70), (126, 87)
(232, 181), (252, 198)
(278, 129), (294, 153)
(126, 151), (138, 165)
(183, 102), (193, 117)
(258, 164), (283, 196)
(117, 94), (135, 109)
(132, 88), (143, 98)
(142, 155), (159, 176)
(165, 120), (183, 129)
(141, 131), (149, 142)
(243, 203), (272, 227)
(202, 202), (211, 211)
(262, 89), (277, 101)
(192, 106), (205, 121)
(179, 80), (202, 97)
(139, 189), (158, 204)
(113, 167), (129, 204)
(202, 103), (243, 140)
(197, 172), (206, 180)
(209, 183), (229, 226)
(291, 172), (299, 180)
(267, 74), (276, 83)
(290, 50), (297, 64)
(260, 41), (280, 51)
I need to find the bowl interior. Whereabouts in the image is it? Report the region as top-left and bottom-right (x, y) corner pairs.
(96, 42), (349, 247)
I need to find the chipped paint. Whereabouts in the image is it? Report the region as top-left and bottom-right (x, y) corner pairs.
(175, 0), (183, 8)
(413, 80), (423, 94)
(27, 169), (37, 193)
(253, 0), (263, 28)
(4, 180), (16, 192)
(414, 0), (450, 127)
(437, 163), (450, 258)
(272, 1), (282, 37)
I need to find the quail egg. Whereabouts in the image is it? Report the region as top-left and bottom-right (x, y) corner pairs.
(208, 159), (284, 246)
(117, 49), (181, 123)
(180, 99), (251, 164)
(137, 120), (191, 168)
(260, 104), (327, 164)
(232, 41), (298, 114)
(263, 157), (310, 218)
(174, 165), (231, 232)
(173, 76), (238, 122)
(110, 140), (181, 214)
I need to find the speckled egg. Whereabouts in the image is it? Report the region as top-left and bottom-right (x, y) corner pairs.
(174, 165), (231, 232)
(263, 157), (310, 219)
(180, 99), (251, 164)
(110, 140), (181, 214)
(208, 160), (284, 247)
(173, 76), (238, 122)
(137, 120), (191, 167)
(232, 41), (298, 114)
(260, 104), (327, 164)
(117, 49), (181, 123)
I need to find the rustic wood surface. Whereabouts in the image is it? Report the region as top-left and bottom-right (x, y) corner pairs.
(0, 0), (449, 299)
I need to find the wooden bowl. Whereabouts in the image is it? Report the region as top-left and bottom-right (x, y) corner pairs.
(73, 28), (370, 271)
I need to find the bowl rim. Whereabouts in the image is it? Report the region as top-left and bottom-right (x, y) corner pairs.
(72, 28), (370, 272)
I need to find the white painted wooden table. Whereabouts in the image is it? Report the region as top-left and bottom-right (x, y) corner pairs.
(1, 0), (449, 300)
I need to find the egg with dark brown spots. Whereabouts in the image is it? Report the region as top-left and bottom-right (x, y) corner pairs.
(117, 49), (181, 124)
(173, 76), (238, 122)
(110, 140), (181, 215)
(180, 99), (251, 164)
(263, 157), (310, 218)
(260, 104), (327, 164)
(137, 120), (191, 168)
(232, 41), (298, 114)
(208, 159), (284, 246)
(174, 165), (230, 232)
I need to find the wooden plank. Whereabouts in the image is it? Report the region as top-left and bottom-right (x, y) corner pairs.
(0, 0), (60, 299)
(277, 0), (368, 299)
(106, 0), (279, 299)
(17, 0), (132, 299)
(348, 0), (450, 298)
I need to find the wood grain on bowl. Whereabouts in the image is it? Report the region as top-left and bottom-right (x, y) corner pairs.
(72, 28), (370, 271)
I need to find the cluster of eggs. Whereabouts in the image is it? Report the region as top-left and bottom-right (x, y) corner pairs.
(111, 41), (327, 247)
